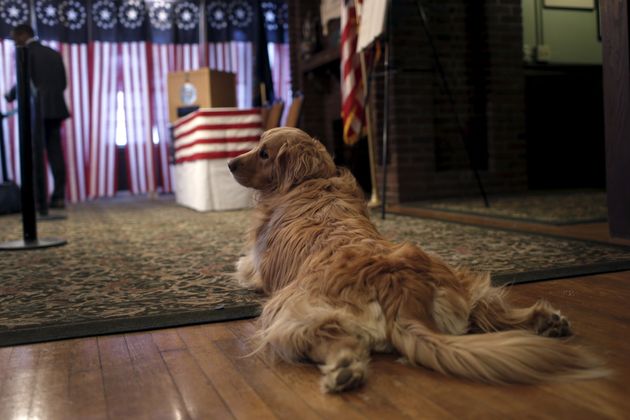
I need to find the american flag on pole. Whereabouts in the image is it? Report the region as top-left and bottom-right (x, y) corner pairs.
(341, 0), (366, 145)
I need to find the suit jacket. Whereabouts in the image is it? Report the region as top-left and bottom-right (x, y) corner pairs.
(6, 42), (70, 121)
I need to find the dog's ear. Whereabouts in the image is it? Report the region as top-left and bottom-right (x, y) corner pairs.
(274, 138), (336, 192)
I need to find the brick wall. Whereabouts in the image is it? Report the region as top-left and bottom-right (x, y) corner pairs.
(289, 0), (527, 204)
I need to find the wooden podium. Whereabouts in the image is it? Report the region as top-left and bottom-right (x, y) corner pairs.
(172, 108), (263, 211)
(167, 68), (237, 122)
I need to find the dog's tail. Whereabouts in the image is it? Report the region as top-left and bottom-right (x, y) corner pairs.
(390, 319), (609, 384)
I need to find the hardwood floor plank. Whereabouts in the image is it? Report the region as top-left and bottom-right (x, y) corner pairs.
(215, 337), (324, 420)
(98, 334), (157, 419)
(151, 328), (187, 352)
(363, 355), (458, 420)
(0, 343), (40, 420)
(28, 340), (74, 420)
(0, 346), (12, 368)
(250, 354), (369, 420)
(160, 348), (235, 420)
(177, 326), (278, 420)
(540, 381), (629, 419)
(66, 340), (108, 420)
(199, 321), (240, 341)
(69, 337), (101, 373)
(124, 332), (191, 420)
(335, 380), (414, 420)
(373, 356), (543, 419)
(0, 346), (13, 395)
(67, 370), (108, 420)
(225, 319), (258, 341)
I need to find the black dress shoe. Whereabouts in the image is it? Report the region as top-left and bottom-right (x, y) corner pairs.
(50, 198), (66, 209)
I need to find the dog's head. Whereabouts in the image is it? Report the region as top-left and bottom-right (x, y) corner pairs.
(228, 127), (336, 193)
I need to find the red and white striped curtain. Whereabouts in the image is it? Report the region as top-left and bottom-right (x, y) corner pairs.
(264, 1), (290, 121)
(207, 41), (254, 108)
(0, 38), (19, 184)
(206, 0), (290, 112)
(268, 42), (291, 123)
(40, 39), (90, 202)
(151, 32), (203, 193)
(88, 40), (118, 198)
(120, 41), (156, 195)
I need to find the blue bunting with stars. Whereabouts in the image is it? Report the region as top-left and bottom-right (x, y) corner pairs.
(0, 0), (31, 38)
(1, 0), (288, 44)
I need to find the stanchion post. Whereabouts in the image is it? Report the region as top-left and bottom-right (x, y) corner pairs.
(0, 46), (67, 251)
(16, 46), (37, 242)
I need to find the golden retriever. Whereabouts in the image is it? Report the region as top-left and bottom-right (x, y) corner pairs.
(228, 127), (607, 393)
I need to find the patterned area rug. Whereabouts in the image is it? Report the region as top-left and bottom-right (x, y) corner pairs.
(1, 196), (629, 347)
(405, 190), (607, 225)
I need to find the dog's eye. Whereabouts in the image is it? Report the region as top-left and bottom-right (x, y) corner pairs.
(259, 148), (269, 160)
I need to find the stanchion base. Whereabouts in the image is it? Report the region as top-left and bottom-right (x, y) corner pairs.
(367, 196), (381, 209)
(37, 213), (67, 221)
(0, 237), (67, 251)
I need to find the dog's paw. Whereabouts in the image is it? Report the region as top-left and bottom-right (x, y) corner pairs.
(319, 351), (368, 393)
(534, 310), (572, 338)
(235, 274), (264, 291)
(234, 256), (264, 291)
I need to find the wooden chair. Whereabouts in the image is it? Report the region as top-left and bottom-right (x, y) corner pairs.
(284, 94), (304, 128)
(264, 100), (285, 130)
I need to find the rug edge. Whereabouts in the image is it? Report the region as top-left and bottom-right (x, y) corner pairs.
(0, 304), (262, 348)
(492, 260), (630, 286)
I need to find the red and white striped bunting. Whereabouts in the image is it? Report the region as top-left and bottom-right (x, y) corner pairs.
(173, 108), (262, 164)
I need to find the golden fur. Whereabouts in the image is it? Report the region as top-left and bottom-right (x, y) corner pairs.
(228, 127), (608, 393)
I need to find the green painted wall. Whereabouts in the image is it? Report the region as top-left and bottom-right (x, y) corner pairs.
(522, 0), (602, 65)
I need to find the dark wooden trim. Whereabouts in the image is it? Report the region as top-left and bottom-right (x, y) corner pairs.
(601, 0), (630, 239)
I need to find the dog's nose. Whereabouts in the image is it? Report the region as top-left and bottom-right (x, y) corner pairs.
(228, 159), (238, 173)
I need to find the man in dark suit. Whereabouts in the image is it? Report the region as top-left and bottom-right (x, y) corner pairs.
(4, 24), (70, 210)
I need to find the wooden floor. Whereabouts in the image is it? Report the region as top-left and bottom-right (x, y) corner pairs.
(2, 216), (630, 419)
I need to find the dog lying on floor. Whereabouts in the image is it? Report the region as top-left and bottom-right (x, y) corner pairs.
(227, 127), (607, 393)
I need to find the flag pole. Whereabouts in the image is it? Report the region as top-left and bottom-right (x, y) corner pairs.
(355, 0), (380, 208)
(359, 51), (380, 208)
(260, 83), (267, 106)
